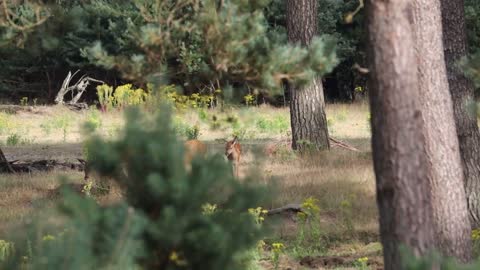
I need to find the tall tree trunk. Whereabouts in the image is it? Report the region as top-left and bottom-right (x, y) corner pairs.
(440, 0), (480, 229)
(412, 0), (472, 262)
(286, 0), (330, 151)
(365, 1), (436, 269)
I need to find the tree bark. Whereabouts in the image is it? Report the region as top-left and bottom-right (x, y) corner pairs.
(366, 1), (436, 269)
(412, 0), (472, 262)
(286, 0), (330, 151)
(440, 0), (480, 229)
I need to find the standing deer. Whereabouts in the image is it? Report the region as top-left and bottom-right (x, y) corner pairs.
(184, 139), (207, 171)
(225, 136), (241, 178)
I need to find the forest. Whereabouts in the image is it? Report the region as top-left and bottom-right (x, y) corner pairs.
(0, 0), (480, 269)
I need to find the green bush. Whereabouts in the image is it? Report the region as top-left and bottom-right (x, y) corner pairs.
(85, 108), (102, 131)
(185, 125), (200, 140)
(255, 115), (289, 134)
(2, 105), (267, 270)
(6, 133), (20, 146)
(96, 84), (150, 112)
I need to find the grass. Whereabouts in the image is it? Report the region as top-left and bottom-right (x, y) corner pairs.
(0, 102), (379, 269)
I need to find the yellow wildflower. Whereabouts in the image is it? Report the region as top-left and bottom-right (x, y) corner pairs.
(42, 235), (55, 241)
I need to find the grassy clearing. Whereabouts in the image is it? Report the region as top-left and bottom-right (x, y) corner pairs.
(0, 102), (379, 269)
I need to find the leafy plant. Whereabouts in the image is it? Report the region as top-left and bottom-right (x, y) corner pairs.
(96, 84), (150, 112)
(255, 115), (289, 134)
(20, 97), (28, 106)
(248, 207), (268, 227)
(353, 257), (369, 270)
(201, 203), (218, 216)
(271, 242), (285, 270)
(185, 125), (200, 140)
(472, 228), (480, 257)
(244, 94), (255, 107)
(85, 108), (102, 132)
(6, 134), (21, 146)
(160, 85), (216, 110)
(81, 180), (94, 197)
(0, 240), (14, 263)
(96, 84), (115, 112)
(197, 109), (209, 122)
(113, 84), (149, 108)
(292, 197), (325, 258)
(54, 115), (72, 142)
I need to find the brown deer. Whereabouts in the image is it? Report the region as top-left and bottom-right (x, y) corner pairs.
(225, 136), (241, 178)
(184, 139), (207, 171)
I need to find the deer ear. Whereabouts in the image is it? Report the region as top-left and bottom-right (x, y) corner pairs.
(232, 136), (238, 143)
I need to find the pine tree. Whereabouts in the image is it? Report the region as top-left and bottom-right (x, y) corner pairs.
(2, 105), (268, 270)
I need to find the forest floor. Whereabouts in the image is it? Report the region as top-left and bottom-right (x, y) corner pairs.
(0, 102), (382, 269)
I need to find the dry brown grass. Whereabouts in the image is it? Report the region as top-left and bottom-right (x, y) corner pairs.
(0, 103), (378, 268)
(0, 171), (73, 234)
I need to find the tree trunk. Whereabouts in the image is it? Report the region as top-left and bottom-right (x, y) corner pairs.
(286, 0), (330, 151)
(440, 0), (480, 229)
(365, 1), (436, 269)
(412, 0), (472, 262)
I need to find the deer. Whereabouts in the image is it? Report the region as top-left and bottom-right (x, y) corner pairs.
(225, 136), (241, 178)
(184, 139), (207, 171)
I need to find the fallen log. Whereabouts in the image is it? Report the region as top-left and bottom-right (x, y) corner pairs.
(65, 102), (89, 111)
(0, 105), (36, 114)
(267, 203), (305, 216)
(0, 159), (84, 173)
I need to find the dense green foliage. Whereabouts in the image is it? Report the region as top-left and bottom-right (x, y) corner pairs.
(465, 0), (480, 54)
(464, 52), (480, 88)
(0, 0), (338, 102)
(1, 105), (268, 269)
(463, 0), (480, 92)
(1, 0), (479, 103)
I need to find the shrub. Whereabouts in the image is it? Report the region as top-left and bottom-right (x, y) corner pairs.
(85, 108), (102, 132)
(0, 240), (14, 263)
(96, 84), (115, 112)
(6, 133), (20, 146)
(96, 84), (150, 112)
(185, 125), (200, 140)
(159, 85), (217, 110)
(255, 115), (289, 134)
(2, 105), (267, 270)
(291, 197), (325, 258)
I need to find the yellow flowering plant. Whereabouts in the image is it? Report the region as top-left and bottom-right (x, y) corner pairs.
(354, 256), (369, 270)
